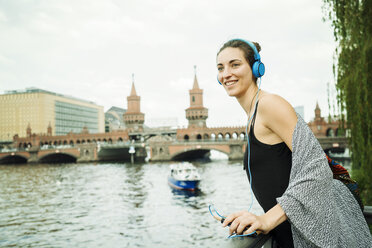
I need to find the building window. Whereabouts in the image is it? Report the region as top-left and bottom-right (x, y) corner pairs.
(55, 101), (99, 135)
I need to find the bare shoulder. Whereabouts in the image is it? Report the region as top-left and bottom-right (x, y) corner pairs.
(259, 93), (296, 115)
(258, 93), (298, 149)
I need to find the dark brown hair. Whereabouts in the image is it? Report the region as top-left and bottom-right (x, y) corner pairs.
(217, 39), (261, 69)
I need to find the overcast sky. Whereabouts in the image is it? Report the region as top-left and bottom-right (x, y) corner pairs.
(0, 0), (337, 128)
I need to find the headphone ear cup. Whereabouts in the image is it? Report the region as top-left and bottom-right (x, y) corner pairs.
(252, 61), (265, 78)
(217, 76), (222, 85)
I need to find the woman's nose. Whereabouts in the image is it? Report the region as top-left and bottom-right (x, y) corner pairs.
(222, 68), (232, 78)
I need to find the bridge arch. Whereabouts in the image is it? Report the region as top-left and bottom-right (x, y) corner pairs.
(232, 132), (238, 139)
(0, 155), (28, 164)
(324, 147), (345, 154)
(171, 147), (229, 161)
(326, 128), (334, 137)
(39, 153), (77, 163)
(335, 128), (345, 137)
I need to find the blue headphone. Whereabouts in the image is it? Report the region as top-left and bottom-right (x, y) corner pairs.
(218, 39), (265, 85)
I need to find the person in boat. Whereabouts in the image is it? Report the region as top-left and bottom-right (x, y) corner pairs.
(216, 39), (372, 247)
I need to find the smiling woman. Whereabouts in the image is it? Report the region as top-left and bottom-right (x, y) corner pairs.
(216, 38), (296, 247)
(215, 39), (372, 247)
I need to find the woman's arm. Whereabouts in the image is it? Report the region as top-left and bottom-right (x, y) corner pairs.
(222, 203), (287, 235)
(223, 94), (297, 235)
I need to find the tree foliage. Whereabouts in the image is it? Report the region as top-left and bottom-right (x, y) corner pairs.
(322, 0), (372, 205)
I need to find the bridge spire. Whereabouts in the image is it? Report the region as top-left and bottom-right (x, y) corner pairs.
(315, 101), (321, 119)
(47, 122), (52, 136)
(186, 66), (208, 128)
(26, 123), (32, 137)
(193, 65), (200, 90)
(130, 73), (137, 96)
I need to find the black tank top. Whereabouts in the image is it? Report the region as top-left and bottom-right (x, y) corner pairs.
(243, 102), (294, 248)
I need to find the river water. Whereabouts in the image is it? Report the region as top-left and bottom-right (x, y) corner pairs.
(0, 158), (264, 248)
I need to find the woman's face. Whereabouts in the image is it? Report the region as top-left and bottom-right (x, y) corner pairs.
(217, 47), (254, 98)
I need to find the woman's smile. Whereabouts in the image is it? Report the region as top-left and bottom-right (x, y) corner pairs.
(224, 80), (238, 86)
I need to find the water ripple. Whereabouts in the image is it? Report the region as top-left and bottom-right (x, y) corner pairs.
(0, 161), (263, 247)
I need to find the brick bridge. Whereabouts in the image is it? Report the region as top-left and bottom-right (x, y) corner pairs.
(148, 129), (349, 161)
(0, 129), (348, 163)
(0, 143), (147, 164)
(0, 145), (91, 164)
(146, 121), (349, 161)
(0, 115), (349, 164)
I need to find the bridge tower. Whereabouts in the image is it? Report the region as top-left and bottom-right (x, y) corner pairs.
(47, 122), (52, 136)
(26, 123), (32, 137)
(123, 75), (145, 133)
(308, 102), (345, 138)
(308, 102), (327, 137)
(185, 66), (208, 128)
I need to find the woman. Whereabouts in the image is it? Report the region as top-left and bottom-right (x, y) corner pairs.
(217, 39), (372, 247)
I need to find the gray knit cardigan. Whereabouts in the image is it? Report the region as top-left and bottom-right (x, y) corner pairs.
(276, 114), (372, 247)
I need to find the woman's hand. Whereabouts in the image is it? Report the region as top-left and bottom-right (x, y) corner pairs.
(222, 204), (287, 236)
(222, 210), (273, 235)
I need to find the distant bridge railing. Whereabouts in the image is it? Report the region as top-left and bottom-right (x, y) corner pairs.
(40, 144), (75, 150)
(98, 141), (145, 148)
(0, 148), (17, 153)
(174, 139), (245, 144)
(174, 137), (348, 147)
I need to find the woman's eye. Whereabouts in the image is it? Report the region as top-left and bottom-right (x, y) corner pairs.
(217, 67), (223, 72)
(232, 63), (240, 67)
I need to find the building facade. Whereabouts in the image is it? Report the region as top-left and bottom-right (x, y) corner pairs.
(0, 88), (104, 140)
(105, 106), (127, 132)
(294, 105), (305, 120)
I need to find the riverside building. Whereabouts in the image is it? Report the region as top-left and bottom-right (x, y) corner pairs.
(0, 87), (104, 141)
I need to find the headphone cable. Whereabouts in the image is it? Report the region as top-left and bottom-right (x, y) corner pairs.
(246, 77), (262, 212)
(208, 77), (263, 239)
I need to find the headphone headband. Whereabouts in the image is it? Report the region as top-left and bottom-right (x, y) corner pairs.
(234, 39), (261, 61)
(234, 38), (265, 78)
